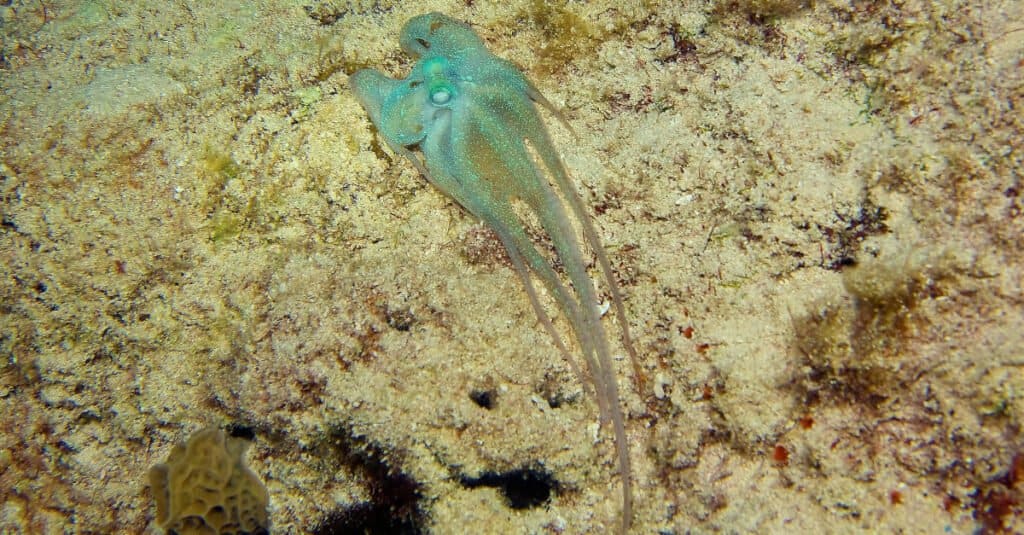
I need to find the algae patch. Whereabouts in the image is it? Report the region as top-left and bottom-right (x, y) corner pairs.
(792, 246), (968, 407)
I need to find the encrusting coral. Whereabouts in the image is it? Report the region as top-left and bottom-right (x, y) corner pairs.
(149, 427), (269, 535)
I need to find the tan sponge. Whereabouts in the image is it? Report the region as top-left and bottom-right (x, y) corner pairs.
(149, 427), (270, 535)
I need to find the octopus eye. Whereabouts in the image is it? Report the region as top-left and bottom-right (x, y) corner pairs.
(430, 88), (452, 106)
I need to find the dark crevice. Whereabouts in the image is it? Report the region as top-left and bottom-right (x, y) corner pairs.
(311, 423), (427, 535)
(459, 465), (558, 510)
(469, 389), (495, 409)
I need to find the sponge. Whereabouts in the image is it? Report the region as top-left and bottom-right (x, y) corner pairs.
(149, 427), (270, 535)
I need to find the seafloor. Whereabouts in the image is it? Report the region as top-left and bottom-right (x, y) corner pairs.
(1, 0), (1022, 533)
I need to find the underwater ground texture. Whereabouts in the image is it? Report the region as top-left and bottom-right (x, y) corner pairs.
(1, 0), (1022, 533)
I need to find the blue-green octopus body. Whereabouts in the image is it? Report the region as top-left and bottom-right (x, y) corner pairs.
(351, 13), (641, 531)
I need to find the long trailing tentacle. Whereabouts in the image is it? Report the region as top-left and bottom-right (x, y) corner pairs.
(465, 82), (626, 397)
(467, 72), (643, 396)
(493, 223), (591, 399)
(525, 160), (635, 533)
(425, 103), (599, 403)
(526, 152), (635, 532)
(524, 89), (646, 396)
(458, 82), (634, 530)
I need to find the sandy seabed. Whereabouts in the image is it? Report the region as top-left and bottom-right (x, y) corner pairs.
(1, 0), (1022, 533)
